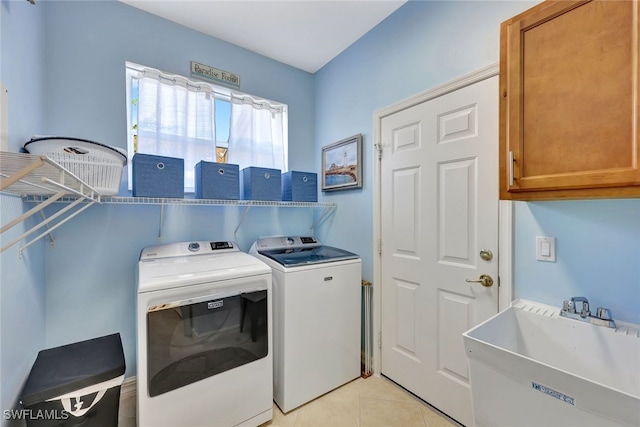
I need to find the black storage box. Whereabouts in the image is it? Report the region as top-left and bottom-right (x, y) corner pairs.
(19, 333), (125, 427)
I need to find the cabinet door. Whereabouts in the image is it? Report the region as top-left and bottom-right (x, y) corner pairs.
(500, 0), (640, 199)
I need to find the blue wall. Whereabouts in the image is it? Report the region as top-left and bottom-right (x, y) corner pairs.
(315, 0), (538, 281)
(315, 0), (639, 324)
(0, 0), (48, 418)
(38, 0), (315, 379)
(42, 0), (316, 174)
(1, 0), (315, 410)
(514, 200), (640, 323)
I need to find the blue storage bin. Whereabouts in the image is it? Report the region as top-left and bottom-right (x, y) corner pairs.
(194, 161), (239, 200)
(132, 154), (184, 198)
(282, 171), (317, 202)
(240, 167), (281, 201)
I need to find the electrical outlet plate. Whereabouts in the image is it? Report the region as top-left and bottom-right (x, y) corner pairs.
(536, 236), (556, 262)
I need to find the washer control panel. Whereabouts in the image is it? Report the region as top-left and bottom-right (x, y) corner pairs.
(253, 236), (319, 251)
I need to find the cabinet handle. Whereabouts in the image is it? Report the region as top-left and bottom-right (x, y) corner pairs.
(508, 151), (515, 186)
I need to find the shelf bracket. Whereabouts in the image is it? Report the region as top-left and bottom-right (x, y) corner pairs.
(1, 152), (103, 256)
(1, 190), (66, 235)
(310, 204), (337, 233)
(234, 204), (252, 238)
(18, 201), (96, 258)
(5, 197), (84, 252)
(39, 210), (55, 247)
(158, 203), (165, 241)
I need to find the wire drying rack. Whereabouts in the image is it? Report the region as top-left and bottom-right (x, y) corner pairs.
(0, 152), (101, 256)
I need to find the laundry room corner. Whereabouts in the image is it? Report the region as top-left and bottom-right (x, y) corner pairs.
(2, 0), (317, 413)
(3, 0), (639, 425)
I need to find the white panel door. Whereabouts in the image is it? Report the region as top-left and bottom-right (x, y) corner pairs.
(380, 75), (499, 426)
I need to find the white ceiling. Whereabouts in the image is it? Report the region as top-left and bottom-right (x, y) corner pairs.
(118, 0), (407, 73)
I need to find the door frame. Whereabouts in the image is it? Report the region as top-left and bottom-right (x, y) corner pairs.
(372, 63), (513, 375)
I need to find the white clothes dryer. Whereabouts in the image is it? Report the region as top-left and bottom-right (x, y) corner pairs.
(249, 236), (361, 413)
(137, 241), (272, 427)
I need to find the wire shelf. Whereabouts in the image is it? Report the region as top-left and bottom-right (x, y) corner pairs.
(3, 152), (336, 248)
(23, 195), (335, 209)
(1, 152), (100, 199)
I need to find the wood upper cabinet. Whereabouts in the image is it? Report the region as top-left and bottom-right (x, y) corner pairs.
(500, 0), (640, 200)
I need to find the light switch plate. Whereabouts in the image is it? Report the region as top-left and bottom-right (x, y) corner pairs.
(536, 236), (556, 262)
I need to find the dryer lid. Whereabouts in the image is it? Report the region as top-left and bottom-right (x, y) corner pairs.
(137, 241), (270, 294)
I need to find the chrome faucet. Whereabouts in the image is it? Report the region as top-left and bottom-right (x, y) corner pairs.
(560, 296), (616, 328)
(564, 296), (590, 317)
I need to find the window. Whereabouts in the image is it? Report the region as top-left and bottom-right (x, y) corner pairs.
(215, 99), (231, 163)
(126, 62), (288, 192)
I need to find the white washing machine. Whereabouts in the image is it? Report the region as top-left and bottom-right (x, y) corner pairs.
(137, 241), (272, 427)
(249, 236), (361, 413)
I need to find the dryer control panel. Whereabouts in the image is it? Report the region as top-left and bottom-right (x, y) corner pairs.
(140, 240), (238, 260)
(210, 241), (235, 250)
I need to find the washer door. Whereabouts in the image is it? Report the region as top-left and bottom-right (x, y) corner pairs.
(146, 288), (268, 397)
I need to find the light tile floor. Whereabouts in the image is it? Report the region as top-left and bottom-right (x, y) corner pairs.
(118, 375), (461, 427)
(262, 376), (459, 427)
(118, 385), (136, 427)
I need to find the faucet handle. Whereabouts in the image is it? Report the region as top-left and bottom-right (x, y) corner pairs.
(596, 307), (613, 321)
(570, 297), (590, 317)
(562, 300), (574, 313)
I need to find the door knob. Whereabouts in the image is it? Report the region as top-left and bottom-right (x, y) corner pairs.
(466, 274), (494, 288)
(479, 249), (493, 261)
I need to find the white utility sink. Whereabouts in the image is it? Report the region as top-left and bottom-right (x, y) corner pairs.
(463, 299), (640, 427)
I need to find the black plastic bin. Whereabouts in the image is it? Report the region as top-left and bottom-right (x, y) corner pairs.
(19, 333), (125, 427)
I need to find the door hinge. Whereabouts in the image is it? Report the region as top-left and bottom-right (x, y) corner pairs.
(375, 143), (383, 160)
(378, 331), (382, 350)
(377, 238), (382, 255)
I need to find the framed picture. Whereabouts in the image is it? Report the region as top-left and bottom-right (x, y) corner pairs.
(321, 134), (363, 191)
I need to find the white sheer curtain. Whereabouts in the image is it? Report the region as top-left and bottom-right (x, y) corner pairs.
(137, 69), (215, 192)
(228, 96), (287, 172)
(127, 62), (288, 191)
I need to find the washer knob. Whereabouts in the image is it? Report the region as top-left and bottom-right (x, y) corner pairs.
(286, 237), (295, 245)
(188, 242), (201, 252)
